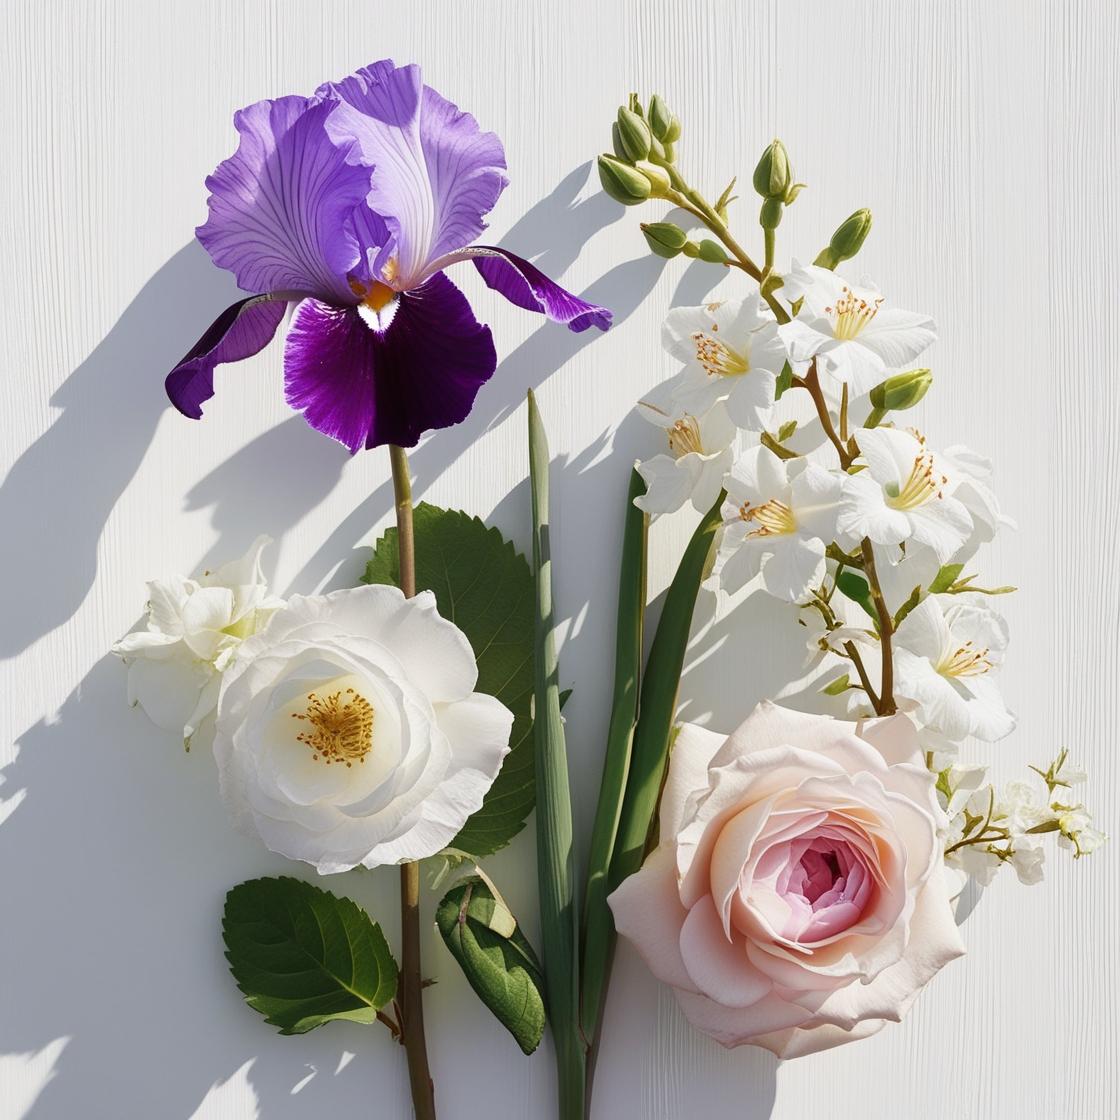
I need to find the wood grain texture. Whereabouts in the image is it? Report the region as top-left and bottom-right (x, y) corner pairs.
(1, 2), (1116, 1117)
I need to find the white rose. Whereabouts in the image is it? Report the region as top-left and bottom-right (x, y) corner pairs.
(112, 536), (283, 742)
(213, 584), (513, 874)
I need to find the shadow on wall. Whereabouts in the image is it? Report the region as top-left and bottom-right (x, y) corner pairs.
(0, 163), (785, 1119)
(0, 242), (243, 660)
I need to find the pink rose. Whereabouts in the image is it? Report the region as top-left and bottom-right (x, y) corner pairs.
(609, 702), (964, 1057)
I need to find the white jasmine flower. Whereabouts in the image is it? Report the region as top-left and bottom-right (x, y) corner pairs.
(940, 444), (1014, 559)
(635, 383), (736, 516)
(952, 843), (1003, 886)
(1008, 838), (1046, 885)
(838, 427), (973, 562)
(715, 446), (843, 602)
(661, 295), (784, 429)
(213, 584), (513, 874)
(778, 262), (937, 393)
(112, 537), (283, 742)
(893, 595), (1016, 742)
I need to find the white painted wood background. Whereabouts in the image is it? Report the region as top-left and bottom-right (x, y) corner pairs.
(1, 1), (1116, 1117)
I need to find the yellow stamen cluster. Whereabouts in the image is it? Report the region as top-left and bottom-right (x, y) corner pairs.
(826, 286), (884, 340)
(292, 688), (374, 767)
(938, 641), (992, 678)
(885, 451), (947, 510)
(739, 498), (797, 537)
(667, 416), (704, 457)
(691, 329), (749, 378)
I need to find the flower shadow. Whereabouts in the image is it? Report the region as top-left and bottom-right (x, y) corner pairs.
(0, 241), (243, 660)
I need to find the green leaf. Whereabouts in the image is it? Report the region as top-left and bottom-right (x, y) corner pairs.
(363, 504), (535, 858)
(436, 876), (546, 1055)
(929, 563), (965, 594)
(822, 673), (851, 696)
(775, 360), (794, 399)
(893, 585), (923, 628)
(581, 468), (647, 1045)
(836, 571), (875, 620)
(222, 877), (398, 1035)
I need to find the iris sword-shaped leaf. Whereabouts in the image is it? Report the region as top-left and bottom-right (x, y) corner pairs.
(608, 492), (723, 887)
(579, 469), (648, 1049)
(527, 391), (585, 1119)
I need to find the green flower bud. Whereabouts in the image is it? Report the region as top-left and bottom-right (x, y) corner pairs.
(826, 208), (873, 265)
(642, 221), (688, 258)
(696, 239), (729, 263)
(597, 154), (652, 205)
(633, 159), (671, 197)
(868, 368), (932, 413)
(610, 122), (628, 161)
(759, 197), (784, 231)
(753, 139), (792, 200)
(648, 95), (681, 143)
(681, 240), (700, 258)
(616, 106), (652, 162)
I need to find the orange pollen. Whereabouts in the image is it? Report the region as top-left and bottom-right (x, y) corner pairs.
(291, 688), (374, 767)
(691, 330), (749, 378)
(885, 451), (946, 510)
(939, 641), (992, 678)
(825, 286), (884, 340)
(739, 497), (796, 536)
(667, 415), (704, 456)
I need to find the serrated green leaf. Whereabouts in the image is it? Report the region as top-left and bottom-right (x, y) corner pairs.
(929, 563), (965, 594)
(362, 504), (535, 858)
(436, 876), (546, 1055)
(222, 877), (398, 1035)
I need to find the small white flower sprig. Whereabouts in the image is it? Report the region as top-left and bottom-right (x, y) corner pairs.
(599, 105), (1104, 892)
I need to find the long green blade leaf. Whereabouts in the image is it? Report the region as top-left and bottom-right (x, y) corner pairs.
(527, 390), (585, 1118)
(579, 468), (647, 1045)
(609, 491), (723, 888)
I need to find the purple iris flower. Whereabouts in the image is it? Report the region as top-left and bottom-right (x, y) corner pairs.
(166, 61), (611, 451)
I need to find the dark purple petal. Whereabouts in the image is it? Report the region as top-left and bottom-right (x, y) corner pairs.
(197, 95), (374, 305)
(468, 247), (612, 332)
(283, 273), (496, 452)
(320, 62), (507, 287)
(165, 296), (287, 418)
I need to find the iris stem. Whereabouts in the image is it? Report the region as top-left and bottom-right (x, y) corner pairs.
(388, 443), (436, 1120)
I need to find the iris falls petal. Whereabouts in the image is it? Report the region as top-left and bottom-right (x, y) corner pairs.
(165, 296), (288, 418)
(468, 246), (612, 331)
(283, 272), (496, 452)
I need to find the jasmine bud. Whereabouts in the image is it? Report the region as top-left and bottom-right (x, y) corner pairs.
(616, 107), (652, 163)
(642, 221), (688, 258)
(696, 239), (729, 263)
(634, 159), (671, 197)
(753, 139), (791, 201)
(815, 208), (873, 269)
(648, 95), (681, 143)
(868, 368), (932, 420)
(598, 154), (652, 205)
